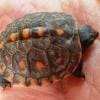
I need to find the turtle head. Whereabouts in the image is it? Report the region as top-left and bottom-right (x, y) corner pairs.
(79, 25), (99, 51)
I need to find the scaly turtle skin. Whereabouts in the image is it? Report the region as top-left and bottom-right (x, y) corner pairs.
(0, 12), (98, 89)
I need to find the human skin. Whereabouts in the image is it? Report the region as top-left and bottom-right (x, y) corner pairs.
(0, 0), (100, 100)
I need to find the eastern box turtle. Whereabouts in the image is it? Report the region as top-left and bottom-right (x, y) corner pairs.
(0, 12), (99, 89)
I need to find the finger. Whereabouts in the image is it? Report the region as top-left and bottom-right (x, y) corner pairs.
(83, 40), (100, 90)
(0, 0), (63, 33)
(0, 82), (66, 100)
(61, 0), (100, 32)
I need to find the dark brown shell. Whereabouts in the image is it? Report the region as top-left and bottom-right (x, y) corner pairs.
(0, 12), (82, 86)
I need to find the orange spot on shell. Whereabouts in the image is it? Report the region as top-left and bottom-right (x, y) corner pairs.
(55, 57), (62, 64)
(35, 61), (45, 70)
(9, 33), (17, 42)
(0, 41), (4, 48)
(0, 66), (4, 74)
(18, 59), (26, 70)
(38, 27), (45, 37)
(56, 28), (64, 36)
(22, 28), (30, 39)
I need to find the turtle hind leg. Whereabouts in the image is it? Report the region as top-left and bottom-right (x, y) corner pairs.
(73, 60), (85, 78)
(0, 75), (11, 90)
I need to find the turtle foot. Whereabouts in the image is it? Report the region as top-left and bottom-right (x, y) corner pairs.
(0, 75), (12, 90)
(73, 60), (85, 79)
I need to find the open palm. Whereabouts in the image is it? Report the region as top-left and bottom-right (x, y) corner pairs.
(0, 0), (100, 100)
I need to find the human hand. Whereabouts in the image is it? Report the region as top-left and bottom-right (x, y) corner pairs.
(0, 0), (100, 100)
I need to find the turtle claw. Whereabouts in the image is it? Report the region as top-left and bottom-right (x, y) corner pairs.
(3, 81), (12, 90)
(0, 76), (11, 90)
(73, 60), (85, 79)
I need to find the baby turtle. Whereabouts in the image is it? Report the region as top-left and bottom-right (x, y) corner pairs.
(0, 12), (99, 89)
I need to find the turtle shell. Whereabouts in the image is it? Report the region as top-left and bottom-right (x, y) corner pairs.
(0, 12), (82, 86)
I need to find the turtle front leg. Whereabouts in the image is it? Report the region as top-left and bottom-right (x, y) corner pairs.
(0, 75), (11, 90)
(73, 60), (85, 78)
